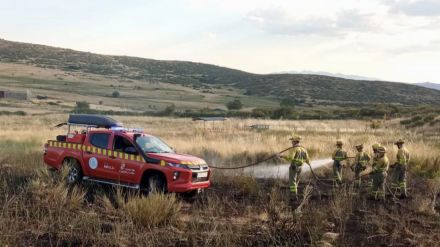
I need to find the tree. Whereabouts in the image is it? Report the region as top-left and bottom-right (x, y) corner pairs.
(271, 107), (293, 119)
(226, 99), (243, 110)
(280, 98), (296, 108)
(112, 90), (120, 98)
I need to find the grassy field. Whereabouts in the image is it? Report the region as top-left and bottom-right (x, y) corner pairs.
(0, 115), (440, 246)
(0, 62), (280, 114)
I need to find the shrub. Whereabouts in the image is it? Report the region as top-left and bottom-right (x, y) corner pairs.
(75, 101), (90, 110)
(112, 90), (120, 98)
(271, 107), (293, 119)
(423, 114), (437, 123)
(124, 194), (181, 228)
(251, 108), (270, 118)
(0, 111), (26, 116)
(280, 98), (296, 108)
(158, 104), (176, 116)
(226, 99), (243, 110)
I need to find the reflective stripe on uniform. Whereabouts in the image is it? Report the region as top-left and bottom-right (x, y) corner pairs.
(290, 182), (297, 193)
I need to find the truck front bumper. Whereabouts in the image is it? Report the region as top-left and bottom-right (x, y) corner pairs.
(168, 180), (211, 193)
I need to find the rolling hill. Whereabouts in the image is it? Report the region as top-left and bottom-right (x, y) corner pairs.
(414, 82), (440, 91)
(1, 38), (440, 106)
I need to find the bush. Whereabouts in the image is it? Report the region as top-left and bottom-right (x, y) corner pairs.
(162, 104), (176, 116)
(0, 111), (26, 116)
(271, 107), (293, 119)
(112, 90), (120, 98)
(75, 101), (90, 110)
(251, 108), (272, 118)
(424, 114), (437, 123)
(124, 194), (181, 228)
(226, 99), (243, 110)
(280, 98), (296, 108)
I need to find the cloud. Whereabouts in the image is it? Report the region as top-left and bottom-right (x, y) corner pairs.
(246, 8), (377, 36)
(387, 0), (440, 16)
(387, 39), (440, 54)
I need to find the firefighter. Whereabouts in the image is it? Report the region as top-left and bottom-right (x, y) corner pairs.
(352, 144), (370, 186)
(279, 135), (311, 197)
(370, 145), (389, 200)
(332, 140), (347, 184)
(391, 139), (410, 198)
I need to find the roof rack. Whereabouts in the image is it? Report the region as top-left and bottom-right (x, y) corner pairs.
(68, 114), (123, 129)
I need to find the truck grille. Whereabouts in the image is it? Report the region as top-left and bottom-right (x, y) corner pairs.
(192, 174), (209, 183)
(190, 164), (209, 183)
(189, 165), (209, 171)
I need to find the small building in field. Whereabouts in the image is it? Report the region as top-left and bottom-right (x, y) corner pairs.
(0, 89), (31, 100)
(193, 116), (227, 130)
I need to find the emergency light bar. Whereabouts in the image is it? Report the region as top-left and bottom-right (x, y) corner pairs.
(110, 127), (144, 133)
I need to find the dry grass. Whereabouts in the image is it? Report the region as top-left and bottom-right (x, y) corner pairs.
(124, 193), (181, 228)
(0, 114), (439, 246)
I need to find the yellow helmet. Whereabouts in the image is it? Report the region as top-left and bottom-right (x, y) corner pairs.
(289, 135), (301, 142)
(372, 143), (381, 150)
(336, 140), (343, 145)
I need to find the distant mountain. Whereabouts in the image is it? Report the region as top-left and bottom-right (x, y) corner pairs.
(274, 70), (379, 81)
(414, 82), (440, 91)
(1, 38), (440, 106)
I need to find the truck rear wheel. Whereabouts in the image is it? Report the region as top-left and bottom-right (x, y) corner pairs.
(143, 174), (166, 195)
(64, 159), (83, 185)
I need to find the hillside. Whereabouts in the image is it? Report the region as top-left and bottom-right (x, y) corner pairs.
(415, 82), (440, 91)
(1, 38), (440, 106)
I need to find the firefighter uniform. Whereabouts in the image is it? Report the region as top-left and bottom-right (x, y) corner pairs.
(283, 136), (310, 195)
(392, 139), (410, 198)
(370, 146), (389, 200)
(353, 144), (370, 186)
(332, 140), (347, 184)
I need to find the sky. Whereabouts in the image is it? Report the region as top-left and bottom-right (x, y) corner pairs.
(1, 0), (440, 83)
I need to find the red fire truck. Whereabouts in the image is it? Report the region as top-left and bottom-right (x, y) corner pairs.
(43, 114), (211, 195)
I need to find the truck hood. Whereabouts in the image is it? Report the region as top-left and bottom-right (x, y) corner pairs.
(147, 152), (207, 166)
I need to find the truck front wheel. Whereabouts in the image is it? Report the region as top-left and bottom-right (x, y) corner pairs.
(64, 159), (83, 185)
(143, 174), (166, 195)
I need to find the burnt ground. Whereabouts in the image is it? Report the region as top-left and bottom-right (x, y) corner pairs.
(1, 163), (439, 246)
(189, 172), (440, 246)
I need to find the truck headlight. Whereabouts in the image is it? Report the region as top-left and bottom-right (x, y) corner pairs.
(167, 162), (190, 170)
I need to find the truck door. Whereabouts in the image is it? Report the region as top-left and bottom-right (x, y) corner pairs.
(83, 132), (119, 180)
(108, 135), (142, 184)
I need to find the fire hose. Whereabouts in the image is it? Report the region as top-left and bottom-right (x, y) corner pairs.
(209, 150), (426, 191)
(208, 147), (334, 186)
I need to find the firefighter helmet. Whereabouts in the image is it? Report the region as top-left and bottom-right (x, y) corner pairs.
(289, 135), (301, 142)
(395, 139), (405, 145)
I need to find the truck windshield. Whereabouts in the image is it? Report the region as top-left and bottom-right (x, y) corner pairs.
(135, 135), (174, 154)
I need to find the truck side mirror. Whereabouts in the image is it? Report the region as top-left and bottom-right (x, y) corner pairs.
(124, 147), (138, 155)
